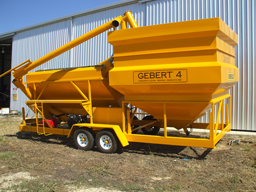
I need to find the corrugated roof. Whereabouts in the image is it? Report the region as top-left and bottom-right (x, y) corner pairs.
(0, 0), (139, 39)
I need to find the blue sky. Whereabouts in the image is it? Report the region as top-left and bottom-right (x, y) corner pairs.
(0, 0), (122, 34)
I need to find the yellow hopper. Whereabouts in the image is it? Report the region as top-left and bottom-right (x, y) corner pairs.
(109, 17), (238, 129)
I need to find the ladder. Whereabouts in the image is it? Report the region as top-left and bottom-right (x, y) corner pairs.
(34, 101), (52, 136)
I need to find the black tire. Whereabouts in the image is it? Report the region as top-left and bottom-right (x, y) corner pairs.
(141, 116), (160, 135)
(96, 130), (118, 153)
(73, 128), (94, 150)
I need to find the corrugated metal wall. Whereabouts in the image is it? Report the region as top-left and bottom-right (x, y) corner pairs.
(71, 3), (145, 67)
(11, 20), (71, 114)
(144, 0), (256, 131)
(11, 0), (255, 131)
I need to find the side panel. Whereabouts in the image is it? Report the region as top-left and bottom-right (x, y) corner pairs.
(93, 108), (123, 127)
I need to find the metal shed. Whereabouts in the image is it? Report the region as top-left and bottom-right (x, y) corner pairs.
(0, 0), (255, 131)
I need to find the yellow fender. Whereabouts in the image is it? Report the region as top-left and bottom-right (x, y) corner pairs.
(68, 123), (129, 147)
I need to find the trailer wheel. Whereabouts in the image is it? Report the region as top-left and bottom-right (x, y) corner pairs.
(74, 129), (94, 150)
(142, 116), (160, 135)
(96, 130), (117, 153)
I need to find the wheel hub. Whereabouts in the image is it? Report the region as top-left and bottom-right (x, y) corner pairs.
(77, 133), (89, 147)
(100, 135), (112, 150)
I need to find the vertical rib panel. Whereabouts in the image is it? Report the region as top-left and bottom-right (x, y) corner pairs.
(72, 3), (144, 67)
(252, 0), (255, 130)
(12, 20), (70, 71)
(11, 20), (70, 116)
(145, 0), (255, 131)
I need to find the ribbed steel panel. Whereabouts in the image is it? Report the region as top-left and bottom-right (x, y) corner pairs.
(145, 0), (255, 131)
(11, 20), (71, 115)
(71, 3), (145, 67)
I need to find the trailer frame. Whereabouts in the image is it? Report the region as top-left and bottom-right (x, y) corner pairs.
(19, 94), (231, 150)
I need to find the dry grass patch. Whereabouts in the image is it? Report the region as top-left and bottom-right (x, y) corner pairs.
(0, 116), (256, 191)
(0, 152), (14, 159)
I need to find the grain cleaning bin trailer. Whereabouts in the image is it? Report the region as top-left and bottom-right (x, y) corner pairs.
(1, 11), (238, 153)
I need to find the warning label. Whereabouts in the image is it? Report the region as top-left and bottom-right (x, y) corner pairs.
(133, 70), (187, 84)
(228, 72), (234, 81)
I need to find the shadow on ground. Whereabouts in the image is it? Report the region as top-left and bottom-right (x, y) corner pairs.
(124, 142), (212, 159)
(5, 131), (212, 160)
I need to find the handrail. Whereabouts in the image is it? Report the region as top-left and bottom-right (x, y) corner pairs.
(0, 59), (31, 78)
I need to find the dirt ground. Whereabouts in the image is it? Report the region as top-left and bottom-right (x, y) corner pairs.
(0, 116), (255, 192)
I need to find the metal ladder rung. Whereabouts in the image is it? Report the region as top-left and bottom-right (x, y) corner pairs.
(34, 102), (52, 136)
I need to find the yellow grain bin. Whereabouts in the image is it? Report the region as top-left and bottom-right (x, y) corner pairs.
(26, 67), (123, 116)
(108, 18), (238, 128)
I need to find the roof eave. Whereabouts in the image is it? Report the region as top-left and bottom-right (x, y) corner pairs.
(0, 0), (139, 38)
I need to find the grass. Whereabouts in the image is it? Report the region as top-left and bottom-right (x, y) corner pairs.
(252, 158), (256, 168)
(185, 169), (193, 174)
(87, 166), (112, 176)
(200, 180), (207, 184)
(72, 174), (105, 189)
(154, 184), (181, 191)
(0, 152), (14, 159)
(72, 175), (147, 192)
(243, 148), (252, 152)
(0, 116), (255, 192)
(7, 178), (63, 192)
(120, 183), (145, 191)
(231, 175), (239, 183)
(173, 184), (181, 191)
